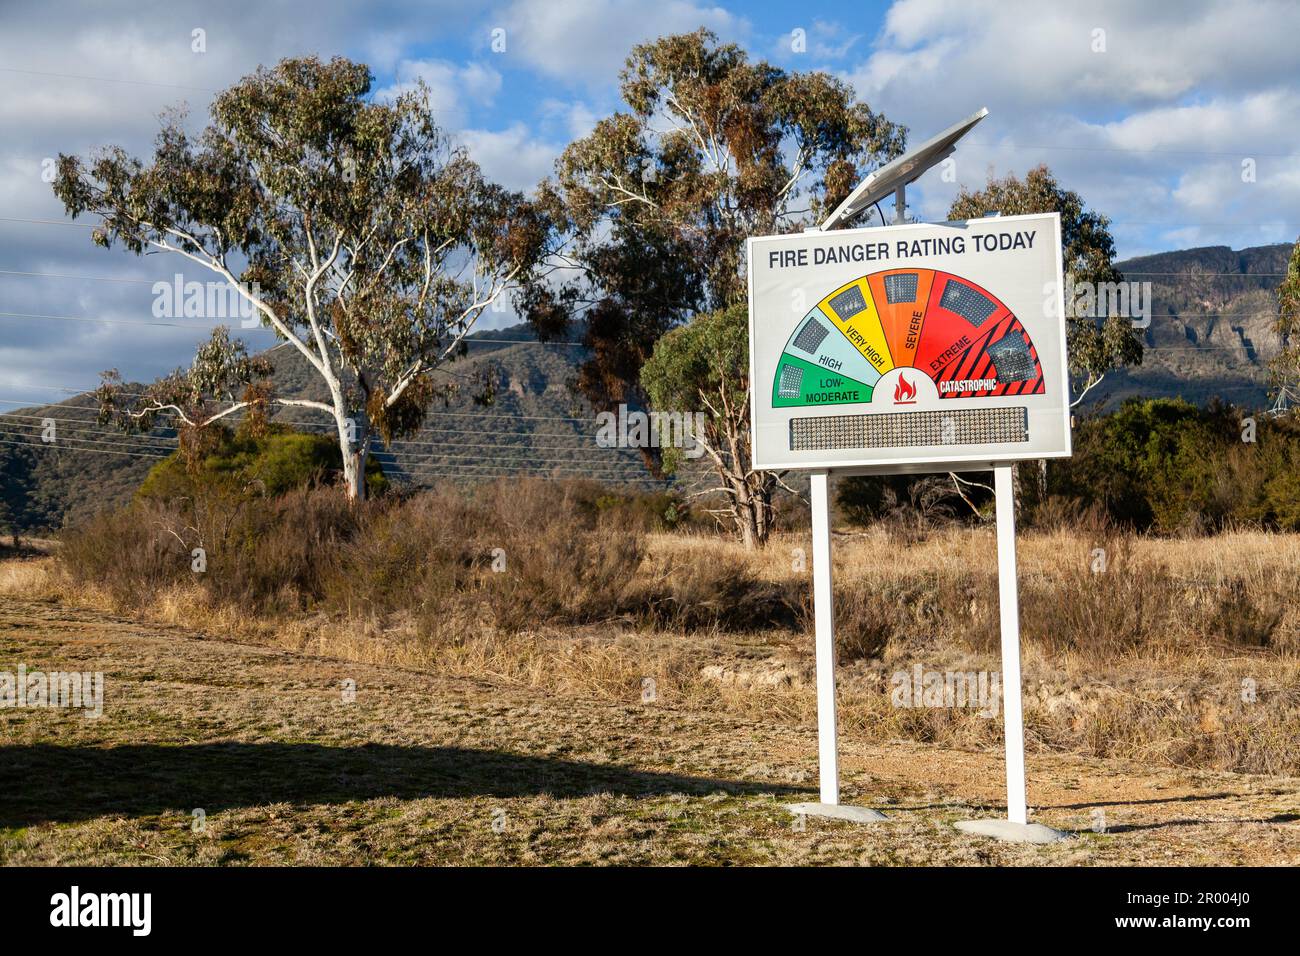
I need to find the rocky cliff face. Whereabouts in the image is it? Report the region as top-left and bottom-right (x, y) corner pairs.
(1096, 242), (1292, 409)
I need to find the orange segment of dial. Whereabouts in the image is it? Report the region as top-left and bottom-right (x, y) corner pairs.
(815, 279), (894, 376)
(866, 269), (935, 368)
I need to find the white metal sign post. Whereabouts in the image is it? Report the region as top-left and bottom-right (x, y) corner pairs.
(809, 469), (839, 806)
(748, 110), (1070, 841)
(993, 463), (1027, 826)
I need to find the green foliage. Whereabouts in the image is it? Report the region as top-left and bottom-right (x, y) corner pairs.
(837, 400), (1300, 534)
(641, 302), (749, 474)
(138, 425), (387, 502)
(642, 303), (780, 547)
(1274, 236), (1300, 391)
(1051, 399), (1300, 532)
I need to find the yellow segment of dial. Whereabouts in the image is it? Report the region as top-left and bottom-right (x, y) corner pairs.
(817, 279), (894, 375)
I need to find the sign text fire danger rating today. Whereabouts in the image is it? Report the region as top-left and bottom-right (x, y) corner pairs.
(765, 230), (1038, 270)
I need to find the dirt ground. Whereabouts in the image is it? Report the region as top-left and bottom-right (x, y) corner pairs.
(1, 596), (1298, 865)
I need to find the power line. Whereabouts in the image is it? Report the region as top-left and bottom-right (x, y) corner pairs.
(0, 416), (647, 470)
(0, 408), (637, 464)
(0, 310), (581, 347)
(0, 428), (175, 454)
(0, 406), (605, 443)
(0, 436), (167, 460)
(0, 413), (597, 445)
(0, 425), (648, 473)
(1144, 348), (1274, 356)
(0, 419), (178, 444)
(0, 268), (157, 284)
(392, 462), (668, 479)
(1, 301), (1282, 335)
(373, 450), (645, 468)
(0, 389), (604, 423)
(0, 429), (665, 482)
(6, 265), (1291, 284)
(0, 310), (264, 330)
(0, 414), (598, 453)
(0, 66), (215, 93)
(1121, 271), (1291, 277)
(3, 263), (1292, 289)
(390, 470), (672, 486)
(0, 216), (97, 228)
(0, 421), (177, 445)
(382, 438), (610, 452)
(14, 412), (596, 439)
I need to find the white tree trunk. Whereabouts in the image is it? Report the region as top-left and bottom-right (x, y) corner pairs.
(343, 444), (367, 501)
(336, 413), (368, 503)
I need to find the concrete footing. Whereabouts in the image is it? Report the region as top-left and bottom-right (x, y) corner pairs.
(953, 819), (1070, 844)
(785, 802), (890, 823)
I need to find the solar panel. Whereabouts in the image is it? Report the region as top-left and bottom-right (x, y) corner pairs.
(940, 280), (997, 326)
(792, 318), (830, 354)
(884, 273), (918, 304)
(777, 364), (804, 399)
(987, 333), (1035, 383)
(828, 285), (867, 320)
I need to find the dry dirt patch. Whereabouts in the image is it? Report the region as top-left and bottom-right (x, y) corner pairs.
(1, 598), (1297, 865)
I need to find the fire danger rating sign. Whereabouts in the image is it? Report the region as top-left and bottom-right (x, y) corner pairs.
(747, 213), (1071, 473)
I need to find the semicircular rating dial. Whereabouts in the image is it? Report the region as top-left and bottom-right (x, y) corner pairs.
(772, 268), (1046, 408)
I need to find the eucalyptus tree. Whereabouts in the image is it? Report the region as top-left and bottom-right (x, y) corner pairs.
(529, 29), (905, 471)
(641, 303), (786, 548)
(1273, 237), (1300, 405)
(55, 56), (547, 499)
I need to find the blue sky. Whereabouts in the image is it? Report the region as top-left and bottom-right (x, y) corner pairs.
(1, 0), (1297, 405)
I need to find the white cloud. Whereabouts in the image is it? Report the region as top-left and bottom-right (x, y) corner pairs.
(374, 58), (503, 122)
(844, 0), (1300, 257)
(459, 123), (559, 192)
(484, 0), (744, 85)
(0, 0), (470, 404)
(538, 98), (599, 141)
(774, 19), (863, 61)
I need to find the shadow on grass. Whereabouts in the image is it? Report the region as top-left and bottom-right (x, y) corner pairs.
(0, 742), (801, 827)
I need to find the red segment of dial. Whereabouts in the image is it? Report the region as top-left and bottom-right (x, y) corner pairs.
(934, 316), (1046, 398)
(912, 272), (1013, 379)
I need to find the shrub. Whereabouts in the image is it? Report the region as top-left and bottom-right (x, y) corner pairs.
(138, 422), (387, 502)
(1051, 399), (1300, 533)
(480, 479), (645, 631)
(634, 553), (796, 633)
(59, 500), (192, 606)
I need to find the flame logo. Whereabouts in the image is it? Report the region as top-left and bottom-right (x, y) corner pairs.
(894, 374), (917, 403)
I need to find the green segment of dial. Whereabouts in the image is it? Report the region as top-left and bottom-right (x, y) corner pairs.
(773, 353), (875, 408)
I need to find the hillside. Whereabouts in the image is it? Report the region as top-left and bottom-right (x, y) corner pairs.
(0, 241), (1293, 532)
(0, 327), (665, 533)
(1099, 242), (1291, 409)
(261, 329), (662, 490)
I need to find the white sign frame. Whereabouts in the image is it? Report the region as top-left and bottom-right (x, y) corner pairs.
(747, 213), (1071, 475)
(752, 208), (1071, 840)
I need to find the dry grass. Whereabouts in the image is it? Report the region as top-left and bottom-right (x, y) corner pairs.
(21, 505), (1300, 777)
(3, 597), (1298, 866)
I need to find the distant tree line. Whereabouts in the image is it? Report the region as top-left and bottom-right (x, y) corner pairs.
(839, 398), (1300, 533)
